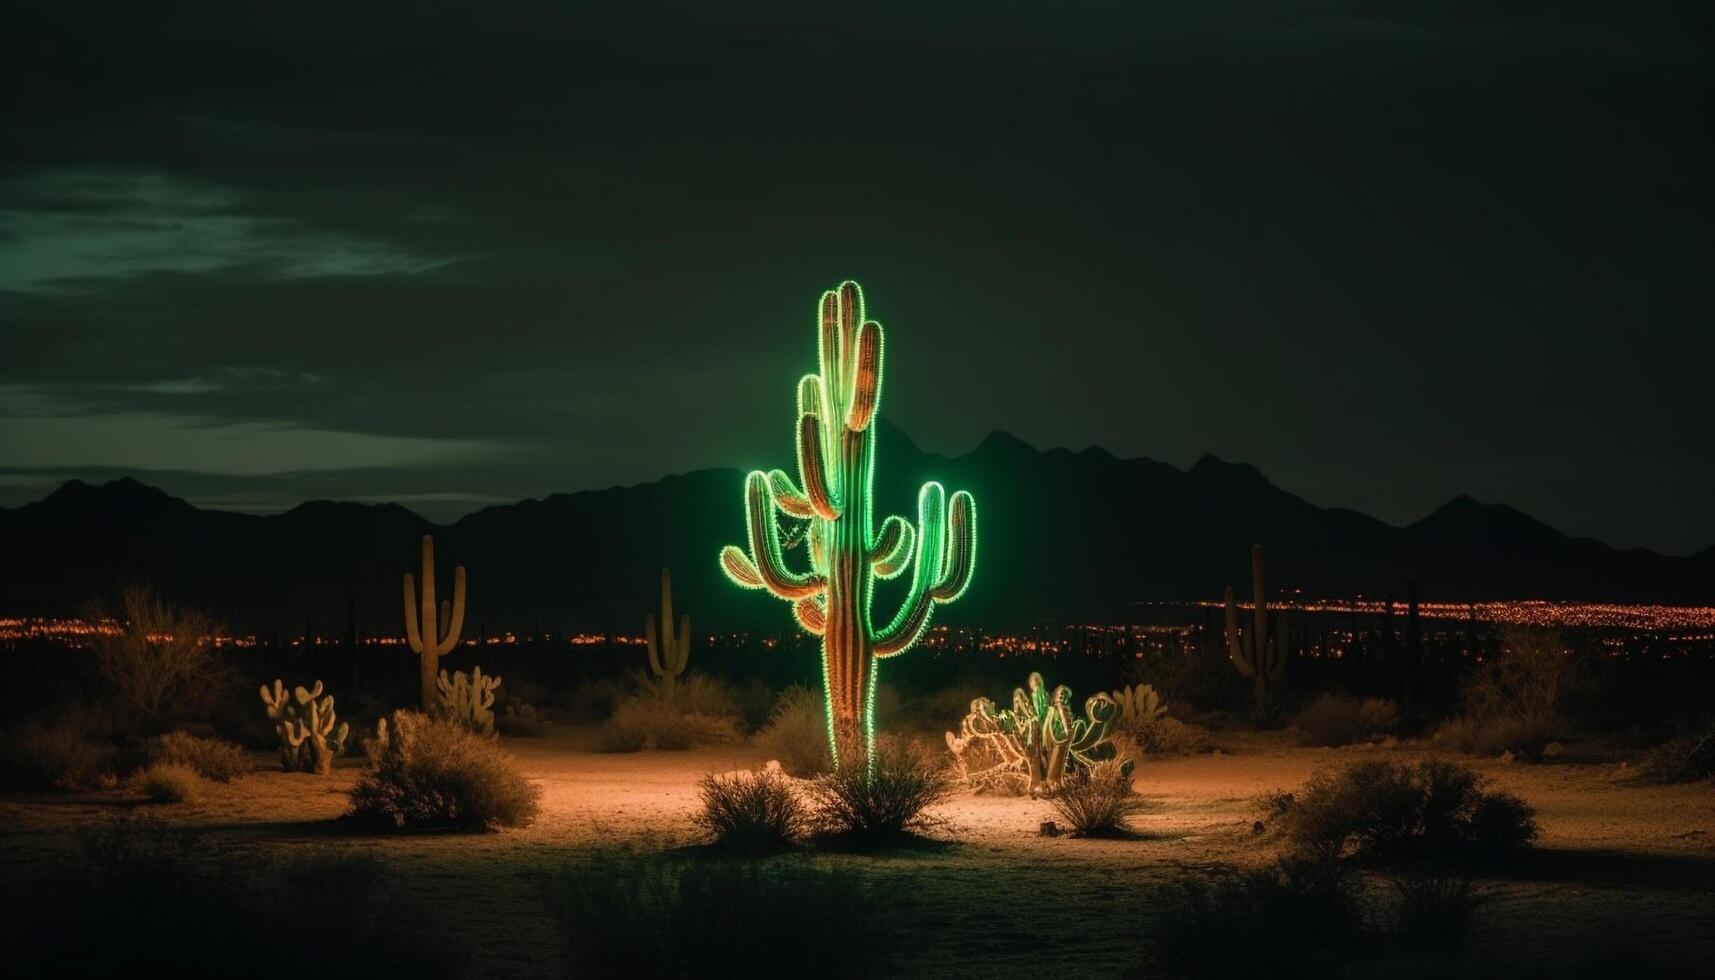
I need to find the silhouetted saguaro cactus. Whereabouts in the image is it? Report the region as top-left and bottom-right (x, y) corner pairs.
(403, 534), (466, 709)
(644, 567), (691, 697)
(1225, 544), (1288, 711)
(719, 281), (977, 768)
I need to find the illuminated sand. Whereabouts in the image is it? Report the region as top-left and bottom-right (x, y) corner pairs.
(2, 731), (1711, 977)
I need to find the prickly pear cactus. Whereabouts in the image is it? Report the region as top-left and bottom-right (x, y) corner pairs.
(434, 665), (500, 734)
(945, 671), (1131, 796)
(1111, 683), (1168, 731)
(260, 679), (350, 774)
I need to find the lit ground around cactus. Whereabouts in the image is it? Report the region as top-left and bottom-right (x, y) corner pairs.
(2, 731), (1711, 978)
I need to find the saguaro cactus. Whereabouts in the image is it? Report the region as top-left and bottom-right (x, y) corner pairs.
(260, 679), (349, 774)
(403, 534), (466, 709)
(1225, 544), (1288, 710)
(644, 567), (691, 697)
(719, 281), (977, 768)
(944, 672), (1129, 795)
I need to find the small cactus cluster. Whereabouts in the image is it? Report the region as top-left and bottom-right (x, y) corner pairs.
(1110, 683), (1168, 731)
(945, 672), (1131, 796)
(1226, 544), (1288, 711)
(644, 567), (691, 697)
(260, 679), (349, 774)
(435, 666), (500, 734)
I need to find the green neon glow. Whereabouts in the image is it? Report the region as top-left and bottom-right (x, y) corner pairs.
(718, 281), (978, 772)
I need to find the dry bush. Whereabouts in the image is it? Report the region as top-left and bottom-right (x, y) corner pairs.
(1153, 858), (1365, 977)
(0, 719), (116, 791)
(539, 854), (893, 978)
(1131, 715), (1215, 756)
(1389, 873), (1487, 948)
(1638, 730), (1714, 783)
(565, 676), (627, 722)
(1049, 759), (1146, 836)
(0, 815), (458, 979)
(1292, 693), (1398, 747)
(1438, 627), (1574, 759)
(135, 762), (204, 803)
(753, 685), (834, 776)
(732, 677), (778, 732)
(1266, 759), (1538, 862)
(692, 768), (809, 850)
(597, 694), (741, 752)
(150, 731), (248, 782)
(349, 711), (541, 831)
(496, 700), (550, 737)
(806, 737), (954, 843)
(86, 585), (222, 733)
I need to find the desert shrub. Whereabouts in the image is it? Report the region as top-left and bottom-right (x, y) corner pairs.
(732, 677), (777, 732)
(496, 698), (549, 737)
(1439, 626), (1575, 759)
(753, 685), (833, 776)
(1153, 858), (1366, 977)
(806, 737), (954, 843)
(1128, 714), (1214, 756)
(135, 762), (204, 803)
(149, 731), (248, 781)
(565, 676), (627, 722)
(1049, 759), (1146, 836)
(1389, 873), (1487, 948)
(86, 585), (224, 733)
(1292, 693), (1397, 747)
(0, 815), (457, 979)
(1266, 759), (1538, 861)
(0, 718), (116, 791)
(597, 694), (741, 752)
(349, 711), (541, 831)
(539, 854), (894, 978)
(692, 768), (809, 850)
(1638, 730), (1715, 783)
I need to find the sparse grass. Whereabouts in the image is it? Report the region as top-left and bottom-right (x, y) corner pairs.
(1438, 626), (1576, 760)
(753, 685), (833, 776)
(1265, 759), (1538, 862)
(349, 711), (541, 831)
(1292, 693), (1397, 747)
(538, 854), (894, 978)
(692, 768), (809, 850)
(806, 737), (954, 843)
(1389, 873), (1488, 948)
(149, 731), (248, 781)
(1, 814), (458, 979)
(1049, 759), (1146, 836)
(134, 761), (204, 803)
(1434, 712), (1561, 759)
(1152, 858), (1366, 978)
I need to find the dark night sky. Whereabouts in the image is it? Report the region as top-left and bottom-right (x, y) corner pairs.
(1, 2), (1710, 554)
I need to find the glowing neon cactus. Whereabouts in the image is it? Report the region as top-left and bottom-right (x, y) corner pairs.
(719, 281), (977, 768)
(644, 567), (691, 697)
(945, 672), (1130, 795)
(1226, 544), (1288, 710)
(402, 534), (467, 710)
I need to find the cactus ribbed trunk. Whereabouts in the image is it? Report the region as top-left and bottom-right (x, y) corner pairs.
(822, 426), (874, 755)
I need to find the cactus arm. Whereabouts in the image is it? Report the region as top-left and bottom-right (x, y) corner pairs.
(873, 485), (976, 656)
(870, 514), (915, 579)
(767, 469), (815, 518)
(738, 471), (824, 600)
(674, 614), (691, 672)
(434, 566), (466, 656)
(720, 546), (766, 589)
(793, 596), (826, 635)
(844, 318), (882, 432)
(419, 536), (439, 654)
(796, 414), (841, 520)
(403, 573), (423, 653)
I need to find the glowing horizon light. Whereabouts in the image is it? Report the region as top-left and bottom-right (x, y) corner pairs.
(718, 281), (978, 770)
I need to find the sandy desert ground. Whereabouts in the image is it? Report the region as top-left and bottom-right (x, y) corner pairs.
(2, 729), (1711, 978)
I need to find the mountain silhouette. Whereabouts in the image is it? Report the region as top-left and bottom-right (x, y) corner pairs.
(2, 424), (1708, 633)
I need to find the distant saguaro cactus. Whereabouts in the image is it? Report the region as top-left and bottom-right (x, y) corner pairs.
(1225, 544), (1288, 710)
(644, 567), (691, 697)
(718, 281), (977, 769)
(403, 534), (466, 709)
